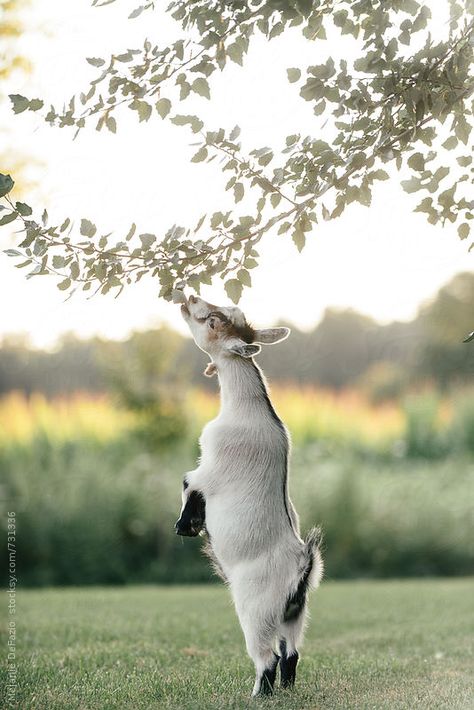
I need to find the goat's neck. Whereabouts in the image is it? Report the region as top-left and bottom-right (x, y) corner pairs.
(215, 356), (268, 416)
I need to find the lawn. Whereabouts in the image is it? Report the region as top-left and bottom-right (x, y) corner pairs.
(4, 579), (474, 709)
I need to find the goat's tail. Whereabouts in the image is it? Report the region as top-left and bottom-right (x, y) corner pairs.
(304, 525), (324, 589)
(282, 527), (324, 623)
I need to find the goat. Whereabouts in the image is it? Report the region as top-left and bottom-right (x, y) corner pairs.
(175, 294), (323, 696)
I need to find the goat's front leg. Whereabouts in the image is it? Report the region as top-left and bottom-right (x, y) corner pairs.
(175, 473), (206, 537)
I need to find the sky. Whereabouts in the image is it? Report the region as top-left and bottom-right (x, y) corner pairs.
(0, 0), (472, 348)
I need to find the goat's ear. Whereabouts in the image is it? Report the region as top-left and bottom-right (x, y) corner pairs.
(226, 339), (261, 358)
(254, 327), (290, 344)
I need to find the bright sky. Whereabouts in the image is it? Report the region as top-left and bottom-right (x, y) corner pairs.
(0, 0), (472, 348)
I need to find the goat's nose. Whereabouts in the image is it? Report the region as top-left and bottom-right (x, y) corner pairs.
(189, 295), (197, 304)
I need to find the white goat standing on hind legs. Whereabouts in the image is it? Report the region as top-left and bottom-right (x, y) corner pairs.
(175, 294), (323, 697)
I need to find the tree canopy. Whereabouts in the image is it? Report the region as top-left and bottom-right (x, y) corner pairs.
(1, 0), (473, 303)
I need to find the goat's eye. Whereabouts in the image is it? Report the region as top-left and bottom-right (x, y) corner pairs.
(208, 318), (216, 330)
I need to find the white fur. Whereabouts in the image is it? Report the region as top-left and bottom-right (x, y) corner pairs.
(179, 296), (323, 695)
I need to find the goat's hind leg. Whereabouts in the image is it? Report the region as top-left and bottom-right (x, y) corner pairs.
(279, 605), (307, 689)
(279, 636), (299, 688)
(250, 644), (280, 697)
(239, 617), (280, 696)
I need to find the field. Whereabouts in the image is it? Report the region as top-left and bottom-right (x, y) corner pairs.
(4, 580), (474, 709)
(1, 391), (474, 707)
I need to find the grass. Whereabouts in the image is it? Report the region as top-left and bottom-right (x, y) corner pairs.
(4, 580), (474, 709)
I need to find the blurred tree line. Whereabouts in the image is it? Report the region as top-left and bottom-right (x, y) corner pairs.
(1, 272), (474, 402)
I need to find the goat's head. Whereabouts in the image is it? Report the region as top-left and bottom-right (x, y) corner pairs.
(179, 294), (289, 370)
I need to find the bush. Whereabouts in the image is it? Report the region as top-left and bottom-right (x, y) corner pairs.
(403, 392), (447, 459)
(1, 403), (474, 585)
(99, 328), (189, 449)
(0, 436), (212, 586)
(359, 362), (406, 405)
(449, 392), (474, 455)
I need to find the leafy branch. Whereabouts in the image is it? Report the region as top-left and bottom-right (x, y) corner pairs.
(2, 0), (473, 302)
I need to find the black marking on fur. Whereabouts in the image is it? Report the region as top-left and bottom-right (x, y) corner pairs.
(283, 555), (313, 622)
(257, 653), (280, 696)
(234, 319), (256, 344)
(279, 639), (299, 688)
(251, 362), (286, 432)
(182, 479), (189, 491)
(251, 362), (295, 533)
(175, 490), (205, 537)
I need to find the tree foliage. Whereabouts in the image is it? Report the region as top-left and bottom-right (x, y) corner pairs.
(1, 0), (473, 302)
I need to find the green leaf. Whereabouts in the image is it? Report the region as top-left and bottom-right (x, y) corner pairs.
(191, 146), (208, 163)
(52, 255), (66, 268)
(370, 169), (389, 181)
(57, 278), (71, 291)
(401, 177), (421, 194)
(136, 101), (152, 122)
(292, 226), (305, 253)
(86, 57), (105, 67)
(314, 100), (326, 116)
(226, 43), (244, 66)
(229, 125), (241, 141)
(70, 261), (80, 280)
(139, 233), (156, 249)
(458, 223), (470, 240)
(237, 269), (251, 287)
(15, 201), (32, 216)
(28, 99), (44, 112)
(192, 78), (210, 100)
(4, 249), (21, 257)
(438, 186), (456, 209)
(454, 116), (470, 145)
(399, 0), (420, 15)
(244, 257), (258, 269)
(225, 278), (243, 304)
(442, 136), (457, 150)
(270, 193), (281, 208)
(287, 68), (301, 83)
(179, 81), (191, 101)
(234, 183), (244, 203)
(80, 219), (97, 238)
(9, 94), (29, 114)
(407, 153), (424, 171)
(278, 221), (291, 235)
(129, 5), (144, 19)
(0, 174), (14, 197)
(170, 115), (204, 133)
(156, 98), (171, 119)
(125, 223), (136, 241)
(0, 211), (18, 226)
(106, 115), (117, 134)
